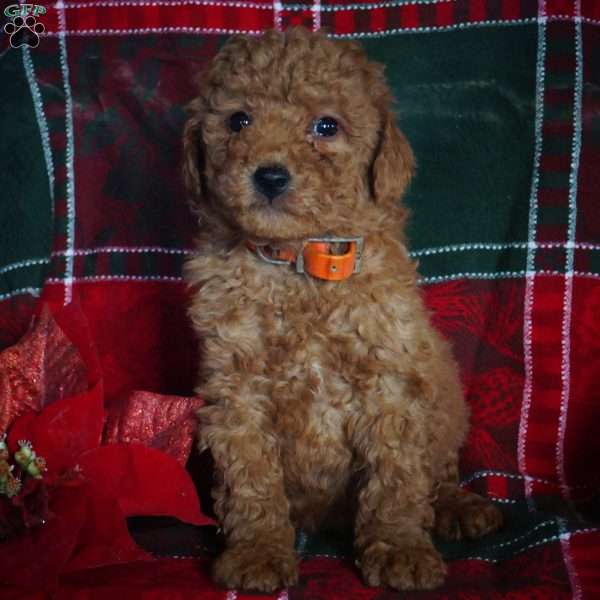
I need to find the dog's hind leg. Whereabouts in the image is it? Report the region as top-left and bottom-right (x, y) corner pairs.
(433, 457), (503, 541)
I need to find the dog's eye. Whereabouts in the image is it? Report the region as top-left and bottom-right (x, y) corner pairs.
(312, 116), (339, 138)
(229, 111), (252, 132)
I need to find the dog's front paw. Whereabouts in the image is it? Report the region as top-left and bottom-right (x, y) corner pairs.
(214, 543), (299, 592)
(359, 540), (447, 591)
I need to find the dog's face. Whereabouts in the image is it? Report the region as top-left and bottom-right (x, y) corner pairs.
(183, 28), (414, 242)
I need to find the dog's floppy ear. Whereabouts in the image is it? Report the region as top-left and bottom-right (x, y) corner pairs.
(182, 97), (205, 201)
(370, 109), (415, 206)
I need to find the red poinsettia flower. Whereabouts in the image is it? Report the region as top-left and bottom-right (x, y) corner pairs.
(0, 304), (213, 594)
(0, 306), (89, 433)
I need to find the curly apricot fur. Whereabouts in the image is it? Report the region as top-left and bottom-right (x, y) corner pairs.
(183, 28), (502, 592)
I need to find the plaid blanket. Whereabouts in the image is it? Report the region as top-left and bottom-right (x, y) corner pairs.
(1, 0), (600, 598)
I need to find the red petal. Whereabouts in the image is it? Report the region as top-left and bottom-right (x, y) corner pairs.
(0, 305), (88, 433)
(7, 382), (104, 477)
(50, 299), (103, 386)
(103, 391), (204, 465)
(76, 444), (214, 526)
(57, 482), (151, 573)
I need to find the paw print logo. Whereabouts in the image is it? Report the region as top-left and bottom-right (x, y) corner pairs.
(4, 15), (45, 48)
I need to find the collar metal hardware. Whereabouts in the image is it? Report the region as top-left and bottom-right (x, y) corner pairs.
(254, 244), (292, 266)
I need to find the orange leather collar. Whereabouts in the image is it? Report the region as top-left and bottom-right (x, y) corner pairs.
(246, 237), (363, 281)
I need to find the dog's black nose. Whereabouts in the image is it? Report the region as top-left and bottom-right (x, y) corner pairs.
(253, 165), (291, 201)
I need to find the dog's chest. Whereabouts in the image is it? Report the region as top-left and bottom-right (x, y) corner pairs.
(257, 277), (359, 475)
(269, 340), (354, 508)
(260, 277), (357, 403)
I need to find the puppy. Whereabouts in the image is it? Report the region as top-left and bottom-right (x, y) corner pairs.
(183, 28), (502, 592)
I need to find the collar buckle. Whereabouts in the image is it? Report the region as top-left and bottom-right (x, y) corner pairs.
(296, 237), (364, 279)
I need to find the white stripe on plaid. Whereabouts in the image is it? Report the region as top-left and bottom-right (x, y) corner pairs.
(463, 528), (600, 564)
(54, 0), (600, 19)
(559, 519), (583, 600)
(46, 275), (183, 283)
(61, 0), (455, 9)
(411, 241), (600, 257)
(518, 6), (547, 511)
(56, 0), (77, 306)
(63, 0), (275, 7)
(557, 0), (584, 509)
(43, 26), (265, 36)
(476, 519), (556, 551)
(40, 17), (600, 38)
(555, 6), (584, 593)
(0, 247), (191, 279)
(55, 246), (192, 256)
(0, 258), (50, 275)
(21, 46), (55, 205)
(413, 242), (529, 256)
(417, 269), (600, 285)
(420, 270), (527, 285)
(332, 18), (539, 37)
(549, 15), (598, 25)
(316, 0), (453, 9)
(273, 0), (282, 30)
(460, 469), (593, 489)
(0, 288), (42, 302)
(312, 0), (321, 32)
(306, 525), (600, 563)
